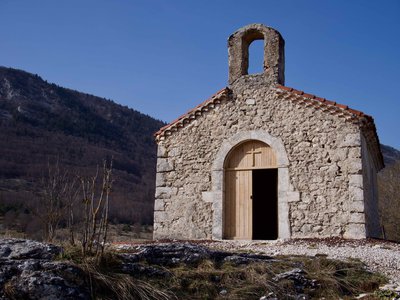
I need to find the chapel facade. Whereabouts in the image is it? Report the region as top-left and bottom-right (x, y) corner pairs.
(153, 24), (384, 240)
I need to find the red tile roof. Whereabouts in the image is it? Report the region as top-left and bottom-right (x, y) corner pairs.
(275, 85), (373, 122)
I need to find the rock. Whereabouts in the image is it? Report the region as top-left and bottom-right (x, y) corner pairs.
(380, 283), (400, 294)
(120, 262), (172, 278)
(273, 268), (306, 282)
(134, 243), (214, 266)
(118, 243), (273, 267)
(260, 292), (278, 300)
(0, 238), (61, 260)
(223, 253), (274, 265)
(273, 268), (317, 294)
(0, 238), (90, 300)
(356, 293), (371, 299)
(5, 261), (89, 300)
(219, 289), (227, 295)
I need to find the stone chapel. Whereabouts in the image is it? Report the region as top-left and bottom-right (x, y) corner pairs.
(153, 24), (384, 240)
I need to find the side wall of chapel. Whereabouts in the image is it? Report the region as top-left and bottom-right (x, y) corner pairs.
(361, 133), (381, 238)
(153, 76), (367, 240)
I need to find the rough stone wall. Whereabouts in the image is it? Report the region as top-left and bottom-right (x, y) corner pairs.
(361, 133), (381, 238)
(154, 77), (366, 240)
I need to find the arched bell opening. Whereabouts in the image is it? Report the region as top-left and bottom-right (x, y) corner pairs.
(228, 23), (285, 85)
(248, 39), (265, 74)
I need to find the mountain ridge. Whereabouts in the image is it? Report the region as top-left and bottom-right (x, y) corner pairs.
(380, 144), (400, 166)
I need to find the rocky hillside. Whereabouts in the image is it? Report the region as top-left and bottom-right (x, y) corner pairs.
(381, 144), (400, 166)
(378, 155), (400, 242)
(378, 145), (400, 242)
(0, 66), (164, 231)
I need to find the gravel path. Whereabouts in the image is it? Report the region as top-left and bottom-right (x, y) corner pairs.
(204, 238), (400, 285)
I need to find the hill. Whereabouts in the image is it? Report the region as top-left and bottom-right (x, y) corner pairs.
(378, 145), (400, 241)
(0, 66), (164, 233)
(381, 144), (400, 166)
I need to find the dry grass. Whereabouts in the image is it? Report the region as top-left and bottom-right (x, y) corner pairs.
(137, 255), (387, 300)
(54, 242), (389, 300)
(82, 260), (173, 300)
(3, 282), (16, 299)
(59, 250), (174, 300)
(300, 256), (385, 298)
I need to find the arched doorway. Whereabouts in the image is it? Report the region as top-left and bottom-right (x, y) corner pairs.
(224, 140), (278, 240)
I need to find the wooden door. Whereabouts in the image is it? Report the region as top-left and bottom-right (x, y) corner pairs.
(223, 140), (277, 240)
(224, 170), (252, 239)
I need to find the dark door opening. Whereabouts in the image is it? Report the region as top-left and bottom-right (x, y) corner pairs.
(252, 169), (278, 240)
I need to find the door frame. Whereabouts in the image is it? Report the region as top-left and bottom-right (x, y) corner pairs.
(208, 130), (299, 240)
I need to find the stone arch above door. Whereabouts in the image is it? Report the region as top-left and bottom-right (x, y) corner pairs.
(206, 130), (299, 240)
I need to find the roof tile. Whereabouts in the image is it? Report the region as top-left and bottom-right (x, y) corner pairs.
(275, 85), (368, 119)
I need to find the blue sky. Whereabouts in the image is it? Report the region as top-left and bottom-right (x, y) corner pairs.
(1, 0), (399, 149)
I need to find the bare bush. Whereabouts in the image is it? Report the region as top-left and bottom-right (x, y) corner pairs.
(31, 160), (79, 242)
(79, 159), (113, 260)
(23, 157), (114, 261)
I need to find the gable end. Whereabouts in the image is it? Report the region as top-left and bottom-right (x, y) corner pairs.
(154, 84), (384, 170)
(155, 88), (230, 141)
(274, 85), (384, 170)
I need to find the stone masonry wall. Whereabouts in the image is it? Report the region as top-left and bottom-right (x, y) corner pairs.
(361, 133), (381, 238)
(154, 77), (365, 240)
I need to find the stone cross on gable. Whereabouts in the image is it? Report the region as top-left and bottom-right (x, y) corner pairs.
(246, 145), (262, 167)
